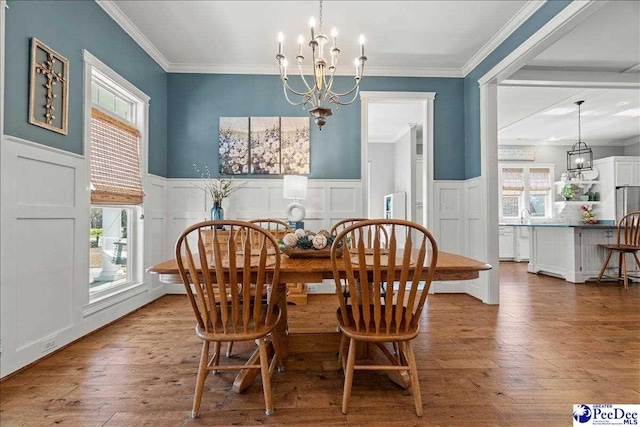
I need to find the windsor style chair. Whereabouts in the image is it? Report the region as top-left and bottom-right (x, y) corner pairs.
(597, 211), (640, 289)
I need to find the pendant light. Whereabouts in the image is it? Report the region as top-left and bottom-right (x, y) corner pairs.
(566, 100), (593, 173)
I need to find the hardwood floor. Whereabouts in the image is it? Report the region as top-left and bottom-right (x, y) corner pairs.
(1, 262), (639, 426)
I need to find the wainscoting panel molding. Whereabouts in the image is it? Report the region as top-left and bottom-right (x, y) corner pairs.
(431, 181), (467, 293)
(0, 135), (164, 377)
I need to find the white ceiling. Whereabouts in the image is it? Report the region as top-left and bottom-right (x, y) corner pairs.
(106, 0), (531, 75)
(526, 0), (640, 72)
(368, 103), (423, 143)
(498, 87), (640, 145)
(498, 1), (640, 146)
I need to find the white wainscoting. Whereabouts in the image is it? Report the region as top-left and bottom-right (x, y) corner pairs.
(464, 177), (488, 301)
(0, 135), (164, 377)
(430, 181), (468, 293)
(0, 135), (489, 376)
(163, 178), (362, 294)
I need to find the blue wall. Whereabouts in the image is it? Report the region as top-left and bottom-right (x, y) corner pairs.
(463, 0), (572, 179)
(168, 74), (465, 180)
(4, 0), (168, 176)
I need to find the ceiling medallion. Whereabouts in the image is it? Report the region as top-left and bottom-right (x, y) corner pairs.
(276, 0), (367, 129)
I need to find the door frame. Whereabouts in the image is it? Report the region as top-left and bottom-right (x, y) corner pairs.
(477, 0), (609, 304)
(360, 91), (436, 231)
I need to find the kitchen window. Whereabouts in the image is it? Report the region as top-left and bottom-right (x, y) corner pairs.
(499, 164), (554, 220)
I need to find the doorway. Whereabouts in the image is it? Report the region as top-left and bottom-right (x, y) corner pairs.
(360, 92), (435, 231)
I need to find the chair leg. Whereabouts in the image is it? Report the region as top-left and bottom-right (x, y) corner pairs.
(598, 250), (613, 282)
(337, 333), (348, 370)
(212, 342), (221, 375)
(634, 252), (640, 271)
(341, 338), (357, 415)
(621, 253), (629, 290)
(257, 338), (274, 416)
(618, 252), (623, 281)
(404, 341), (423, 417)
(270, 331), (285, 372)
(226, 341), (234, 357)
(191, 340), (210, 418)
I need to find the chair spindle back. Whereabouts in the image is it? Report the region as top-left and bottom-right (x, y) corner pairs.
(617, 211), (640, 247)
(331, 219), (438, 335)
(175, 220), (281, 336)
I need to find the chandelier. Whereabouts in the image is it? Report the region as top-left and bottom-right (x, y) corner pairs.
(566, 100), (593, 173)
(276, 0), (367, 129)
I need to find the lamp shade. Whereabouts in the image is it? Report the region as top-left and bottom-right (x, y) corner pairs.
(283, 175), (308, 200)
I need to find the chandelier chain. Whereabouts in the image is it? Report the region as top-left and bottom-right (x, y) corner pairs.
(578, 102), (581, 141)
(319, 0), (323, 33)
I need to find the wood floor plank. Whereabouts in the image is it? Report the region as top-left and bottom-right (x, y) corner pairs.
(1, 262), (639, 425)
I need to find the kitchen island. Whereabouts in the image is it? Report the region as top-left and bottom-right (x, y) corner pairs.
(522, 223), (620, 283)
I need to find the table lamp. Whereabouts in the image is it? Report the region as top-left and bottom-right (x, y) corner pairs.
(283, 175), (308, 229)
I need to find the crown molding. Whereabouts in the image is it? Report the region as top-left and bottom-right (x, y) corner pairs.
(462, 0), (545, 76)
(498, 138), (635, 147)
(168, 63), (463, 78)
(95, 0), (170, 71)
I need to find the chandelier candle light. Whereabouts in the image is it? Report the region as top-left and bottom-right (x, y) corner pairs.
(276, 0), (367, 129)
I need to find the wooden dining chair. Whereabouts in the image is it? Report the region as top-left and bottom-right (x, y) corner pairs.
(597, 211), (640, 289)
(175, 220), (283, 417)
(330, 218), (389, 250)
(222, 219), (292, 358)
(331, 219), (438, 417)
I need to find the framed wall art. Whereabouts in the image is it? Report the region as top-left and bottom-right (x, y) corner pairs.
(29, 38), (69, 135)
(218, 116), (310, 175)
(219, 117), (249, 174)
(250, 117), (281, 175)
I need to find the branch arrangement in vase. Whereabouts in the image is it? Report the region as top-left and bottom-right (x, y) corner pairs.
(193, 164), (247, 205)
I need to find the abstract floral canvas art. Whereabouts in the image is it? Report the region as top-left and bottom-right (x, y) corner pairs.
(219, 117), (249, 174)
(249, 117), (281, 174)
(219, 117), (310, 175)
(281, 117), (310, 174)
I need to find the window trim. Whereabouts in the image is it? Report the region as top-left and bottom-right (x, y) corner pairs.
(498, 163), (555, 221)
(82, 50), (150, 310)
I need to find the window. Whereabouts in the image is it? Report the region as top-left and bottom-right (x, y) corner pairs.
(84, 51), (149, 302)
(499, 164), (553, 220)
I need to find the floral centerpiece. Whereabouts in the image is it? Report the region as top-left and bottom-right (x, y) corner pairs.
(581, 205), (597, 224)
(280, 229), (342, 257)
(193, 164), (246, 225)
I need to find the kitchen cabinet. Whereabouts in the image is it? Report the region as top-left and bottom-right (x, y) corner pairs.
(528, 225), (621, 283)
(615, 160), (640, 187)
(593, 157), (640, 221)
(499, 226), (514, 259)
(499, 225), (529, 262)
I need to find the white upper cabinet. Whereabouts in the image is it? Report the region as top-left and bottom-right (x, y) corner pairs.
(615, 159), (640, 186)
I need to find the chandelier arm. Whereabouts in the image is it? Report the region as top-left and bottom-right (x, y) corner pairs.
(329, 84), (360, 106)
(322, 67), (337, 103)
(283, 79), (316, 98)
(282, 84), (312, 107)
(327, 80), (360, 98)
(296, 63), (314, 93)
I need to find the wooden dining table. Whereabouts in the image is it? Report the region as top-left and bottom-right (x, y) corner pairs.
(147, 250), (491, 392)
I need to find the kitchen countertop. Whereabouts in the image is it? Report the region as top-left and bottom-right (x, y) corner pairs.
(499, 223), (617, 228)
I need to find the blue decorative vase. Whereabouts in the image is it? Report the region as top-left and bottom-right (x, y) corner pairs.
(211, 202), (224, 228)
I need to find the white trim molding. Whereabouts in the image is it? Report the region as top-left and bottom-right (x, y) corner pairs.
(479, 1), (609, 85)
(461, 0), (546, 76)
(360, 91), (436, 232)
(95, 0), (170, 71)
(475, 0), (609, 305)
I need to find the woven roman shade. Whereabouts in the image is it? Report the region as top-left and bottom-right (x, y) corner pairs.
(90, 108), (143, 205)
(529, 167), (551, 194)
(501, 168), (524, 192)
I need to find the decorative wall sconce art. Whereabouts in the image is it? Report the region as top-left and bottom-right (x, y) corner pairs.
(29, 38), (69, 135)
